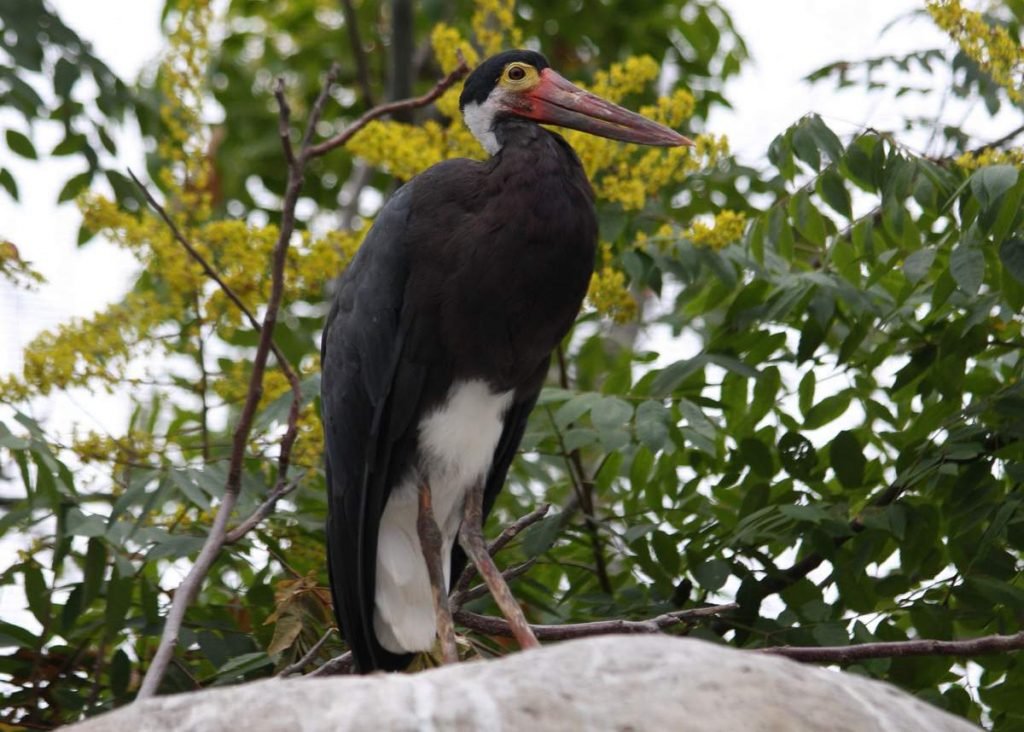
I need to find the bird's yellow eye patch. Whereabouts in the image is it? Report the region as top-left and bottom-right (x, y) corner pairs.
(499, 62), (539, 90)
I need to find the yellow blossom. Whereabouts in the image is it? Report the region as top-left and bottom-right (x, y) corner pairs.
(955, 146), (1024, 170)
(927, 0), (1023, 102)
(587, 244), (637, 324)
(685, 210), (747, 249)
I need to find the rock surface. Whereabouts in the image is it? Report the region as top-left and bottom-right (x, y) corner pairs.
(70, 635), (977, 731)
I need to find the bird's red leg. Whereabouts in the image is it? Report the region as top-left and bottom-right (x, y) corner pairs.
(416, 479), (459, 664)
(458, 480), (540, 650)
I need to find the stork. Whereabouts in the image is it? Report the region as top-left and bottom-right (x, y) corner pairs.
(321, 49), (691, 672)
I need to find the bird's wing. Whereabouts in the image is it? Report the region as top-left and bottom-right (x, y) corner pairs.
(321, 182), (424, 672)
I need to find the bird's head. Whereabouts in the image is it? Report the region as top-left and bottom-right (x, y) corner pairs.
(458, 50), (694, 155)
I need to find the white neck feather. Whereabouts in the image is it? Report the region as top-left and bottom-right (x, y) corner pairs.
(462, 99), (502, 155)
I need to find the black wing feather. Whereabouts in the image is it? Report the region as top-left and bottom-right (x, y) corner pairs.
(321, 183), (420, 672)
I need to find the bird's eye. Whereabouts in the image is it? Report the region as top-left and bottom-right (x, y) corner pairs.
(507, 65), (527, 81)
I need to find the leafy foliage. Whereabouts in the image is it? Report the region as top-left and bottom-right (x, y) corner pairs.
(0, 0), (135, 211)
(1, 0), (1023, 729)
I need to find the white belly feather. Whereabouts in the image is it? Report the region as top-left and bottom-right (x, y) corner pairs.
(373, 379), (514, 653)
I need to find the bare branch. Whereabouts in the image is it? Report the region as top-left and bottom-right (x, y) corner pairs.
(451, 557), (538, 608)
(451, 503), (550, 598)
(759, 631), (1024, 663)
(127, 170), (303, 416)
(137, 485), (240, 697)
(273, 79), (296, 167)
(277, 629), (336, 677)
(454, 603), (738, 641)
(338, 0), (374, 107)
(224, 479), (300, 544)
(127, 169), (261, 332)
(308, 650), (354, 676)
(306, 58), (469, 159)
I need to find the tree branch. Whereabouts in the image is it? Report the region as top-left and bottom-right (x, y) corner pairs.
(338, 0), (374, 107)
(277, 629), (336, 677)
(454, 603), (738, 641)
(306, 57), (469, 159)
(136, 57), (474, 699)
(759, 630), (1024, 663)
(308, 650), (353, 676)
(451, 503), (550, 598)
(224, 479), (300, 544)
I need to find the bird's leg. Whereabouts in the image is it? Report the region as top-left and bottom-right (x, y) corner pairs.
(458, 480), (540, 650)
(416, 478), (459, 665)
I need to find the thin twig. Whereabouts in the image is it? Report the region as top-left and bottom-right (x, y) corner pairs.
(306, 58), (469, 159)
(452, 557), (538, 608)
(338, 0), (374, 107)
(224, 479), (300, 544)
(455, 603), (738, 641)
(277, 629), (336, 677)
(759, 631), (1024, 663)
(308, 650), (353, 676)
(128, 169), (303, 416)
(451, 503), (550, 598)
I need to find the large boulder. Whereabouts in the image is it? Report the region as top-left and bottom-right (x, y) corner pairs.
(70, 635), (977, 731)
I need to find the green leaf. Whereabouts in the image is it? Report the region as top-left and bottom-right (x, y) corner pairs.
(522, 513), (563, 557)
(651, 531), (680, 576)
(970, 165), (1018, 214)
(635, 401), (670, 451)
(903, 248), (935, 285)
(213, 652), (272, 683)
(591, 396), (633, 432)
(999, 237), (1024, 284)
(5, 129), (38, 159)
(82, 537), (107, 605)
(553, 392), (602, 428)
(740, 437), (774, 477)
(51, 133), (88, 157)
(692, 558), (730, 591)
(830, 430), (865, 489)
(819, 169), (852, 218)
(170, 469), (212, 510)
(23, 565), (51, 625)
(0, 168), (18, 200)
(804, 392), (851, 429)
(105, 569), (133, 634)
(798, 370), (815, 416)
(792, 124), (821, 170)
(949, 245), (985, 295)
(57, 171), (92, 203)
(779, 432), (818, 481)
(110, 649), (131, 698)
(649, 356), (707, 397)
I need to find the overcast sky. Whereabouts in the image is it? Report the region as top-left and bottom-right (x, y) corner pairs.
(0, 0), (1015, 433)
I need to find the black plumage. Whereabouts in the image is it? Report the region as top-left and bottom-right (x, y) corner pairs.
(321, 50), (689, 673)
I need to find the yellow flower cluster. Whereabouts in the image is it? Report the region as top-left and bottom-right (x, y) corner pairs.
(634, 224), (678, 252)
(955, 146), (1024, 170)
(158, 0), (215, 216)
(0, 240), (44, 289)
(927, 0), (1023, 102)
(71, 429), (158, 467)
(471, 0), (521, 57)
(685, 210), (747, 249)
(587, 244), (638, 324)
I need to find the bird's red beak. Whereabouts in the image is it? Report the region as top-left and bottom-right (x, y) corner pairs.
(518, 68), (694, 147)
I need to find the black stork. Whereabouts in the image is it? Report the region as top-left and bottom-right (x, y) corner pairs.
(321, 49), (691, 673)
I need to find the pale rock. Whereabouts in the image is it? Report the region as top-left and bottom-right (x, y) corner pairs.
(69, 635), (978, 731)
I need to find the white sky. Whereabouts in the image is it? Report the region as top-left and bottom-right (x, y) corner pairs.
(0, 0), (1017, 425)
